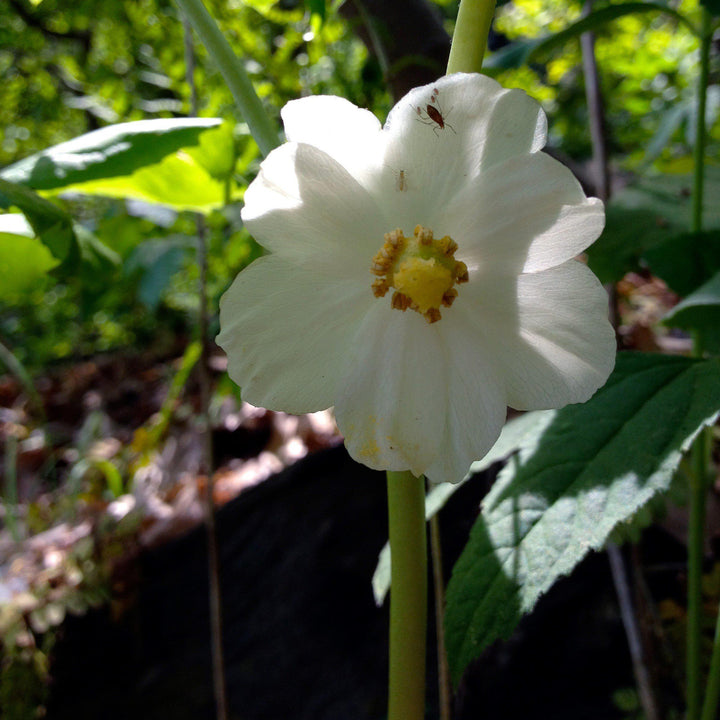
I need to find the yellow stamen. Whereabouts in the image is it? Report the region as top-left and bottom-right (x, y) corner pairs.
(369, 225), (468, 323)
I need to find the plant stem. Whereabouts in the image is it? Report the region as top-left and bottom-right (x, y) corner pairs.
(0, 336), (44, 422)
(690, 8), (711, 237)
(430, 514), (451, 720)
(387, 470), (427, 720)
(184, 21), (228, 720)
(579, 0), (610, 203)
(687, 10), (712, 719)
(175, 0), (280, 156)
(3, 434), (20, 543)
(688, 429), (708, 720)
(702, 564), (720, 720)
(447, 0), (497, 74)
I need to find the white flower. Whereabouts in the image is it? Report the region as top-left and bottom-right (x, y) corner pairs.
(217, 73), (616, 484)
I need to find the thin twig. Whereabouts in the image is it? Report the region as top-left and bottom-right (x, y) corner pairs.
(608, 543), (661, 720)
(183, 18), (229, 720)
(0, 335), (45, 422)
(3, 434), (21, 543)
(580, 0), (609, 203)
(429, 514), (451, 720)
(351, 0), (391, 80)
(580, 6), (660, 716)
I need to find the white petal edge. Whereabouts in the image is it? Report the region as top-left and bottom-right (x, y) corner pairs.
(334, 302), (447, 477)
(241, 142), (387, 277)
(462, 260), (616, 411)
(216, 255), (373, 415)
(440, 151), (604, 276)
(281, 95), (383, 180)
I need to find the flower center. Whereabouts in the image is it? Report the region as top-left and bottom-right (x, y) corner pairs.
(370, 225), (468, 323)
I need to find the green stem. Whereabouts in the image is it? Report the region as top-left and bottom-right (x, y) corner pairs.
(690, 8), (711, 236)
(387, 470), (427, 720)
(688, 437), (708, 720)
(174, 0), (280, 156)
(702, 572), (720, 720)
(687, 11), (713, 720)
(447, 0), (497, 74)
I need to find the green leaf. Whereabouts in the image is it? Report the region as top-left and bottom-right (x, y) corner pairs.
(662, 271), (720, 353)
(445, 352), (720, 686)
(643, 230), (720, 296)
(0, 178), (79, 267)
(56, 150), (234, 212)
(125, 236), (195, 309)
(75, 227), (122, 293)
(485, 2), (695, 71)
(640, 102), (689, 168)
(1, 118), (221, 191)
(0, 214), (59, 303)
(371, 410), (555, 606)
(586, 169), (720, 283)
(185, 121), (237, 181)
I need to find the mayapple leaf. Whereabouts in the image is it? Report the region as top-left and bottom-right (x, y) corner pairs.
(1, 118), (221, 191)
(662, 271), (720, 353)
(57, 151), (234, 213)
(184, 121), (237, 182)
(445, 352), (720, 686)
(0, 178), (79, 268)
(0, 214), (59, 303)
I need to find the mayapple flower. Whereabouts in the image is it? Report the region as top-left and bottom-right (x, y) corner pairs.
(217, 73), (616, 485)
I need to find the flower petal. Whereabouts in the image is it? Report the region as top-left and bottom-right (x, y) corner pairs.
(463, 260), (616, 411)
(440, 151), (604, 275)
(334, 303), (447, 477)
(423, 314), (508, 484)
(281, 95), (383, 181)
(241, 142), (387, 276)
(377, 73), (547, 222)
(216, 255), (373, 414)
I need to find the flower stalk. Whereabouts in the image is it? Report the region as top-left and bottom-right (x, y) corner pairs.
(447, 0), (497, 74)
(687, 8), (713, 720)
(387, 470), (427, 720)
(175, 0), (280, 156)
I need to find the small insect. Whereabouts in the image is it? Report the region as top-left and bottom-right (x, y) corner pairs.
(415, 87), (456, 136)
(384, 165), (409, 192)
(396, 169), (408, 192)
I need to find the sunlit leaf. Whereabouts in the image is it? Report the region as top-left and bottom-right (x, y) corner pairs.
(0, 214), (59, 303)
(185, 121), (237, 181)
(0, 177), (79, 267)
(1, 118), (221, 191)
(445, 352), (720, 686)
(58, 151), (234, 212)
